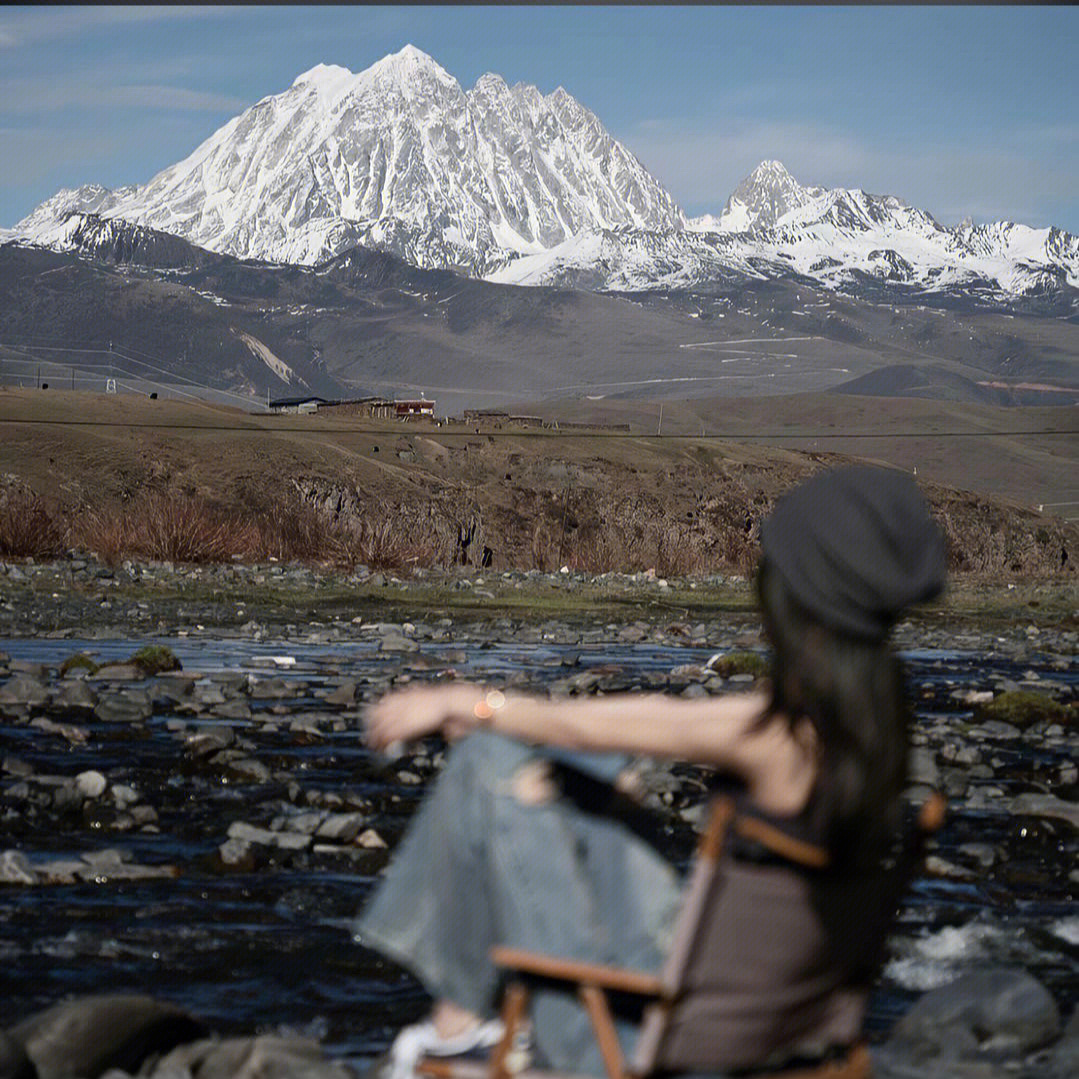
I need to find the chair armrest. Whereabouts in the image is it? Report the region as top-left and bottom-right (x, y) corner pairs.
(490, 946), (667, 997)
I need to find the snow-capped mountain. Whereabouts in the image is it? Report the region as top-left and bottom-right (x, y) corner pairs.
(10, 50), (1078, 310)
(15, 45), (683, 274)
(490, 162), (1079, 309)
(716, 159), (827, 232)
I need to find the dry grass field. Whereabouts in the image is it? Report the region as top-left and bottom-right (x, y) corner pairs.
(0, 386), (1074, 577)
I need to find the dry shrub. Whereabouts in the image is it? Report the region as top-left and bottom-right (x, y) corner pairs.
(327, 516), (442, 570)
(0, 484), (66, 558)
(75, 492), (257, 564)
(255, 497), (328, 563)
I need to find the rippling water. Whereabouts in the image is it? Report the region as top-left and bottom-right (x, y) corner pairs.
(1, 636), (1075, 1066)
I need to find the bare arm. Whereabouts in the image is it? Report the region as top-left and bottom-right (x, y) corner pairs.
(365, 681), (772, 774)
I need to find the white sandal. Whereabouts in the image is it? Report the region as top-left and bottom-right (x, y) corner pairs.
(378, 1017), (505, 1079)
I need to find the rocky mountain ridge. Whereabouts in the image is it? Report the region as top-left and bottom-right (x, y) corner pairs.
(14, 45), (683, 276)
(8, 49), (1079, 313)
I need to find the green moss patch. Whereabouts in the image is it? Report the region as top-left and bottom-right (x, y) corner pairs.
(709, 651), (770, 679)
(126, 645), (182, 675)
(975, 690), (1070, 728)
(60, 653), (99, 676)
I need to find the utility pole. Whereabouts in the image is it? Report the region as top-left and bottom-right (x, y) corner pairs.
(657, 403), (663, 437)
(37, 365), (41, 389)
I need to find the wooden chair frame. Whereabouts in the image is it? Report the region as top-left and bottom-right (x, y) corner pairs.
(419, 792), (946, 1079)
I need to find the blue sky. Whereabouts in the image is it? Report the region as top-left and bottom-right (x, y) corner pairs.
(2, 4), (1077, 232)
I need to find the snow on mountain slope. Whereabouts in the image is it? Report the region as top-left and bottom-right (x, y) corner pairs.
(10, 50), (1077, 310)
(716, 160), (827, 233)
(14, 45), (683, 274)
(491, 162), (1079, 306)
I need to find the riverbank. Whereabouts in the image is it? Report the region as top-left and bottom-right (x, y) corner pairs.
(2, 554), (1076, 649)
(1, 558), (1076, 1077)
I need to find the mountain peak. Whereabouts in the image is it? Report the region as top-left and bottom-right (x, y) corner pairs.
(749, 159), (796, 181)
(720, 159), (824, 232)
(365, 44), (454, 84)
(292, 63), (354, 92)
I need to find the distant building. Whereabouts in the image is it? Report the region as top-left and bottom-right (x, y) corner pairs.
(464, 409), (509, 423)
(319, 397), (396, 419)
(395, 399), (435, 417)
(269, 396), (328, 414)
(268, 396), (436, 419)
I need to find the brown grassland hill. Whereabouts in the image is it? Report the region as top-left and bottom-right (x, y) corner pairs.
(0, 386), (1074, 579)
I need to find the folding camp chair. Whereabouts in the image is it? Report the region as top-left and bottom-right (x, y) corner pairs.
(418, 791), (946, 1079)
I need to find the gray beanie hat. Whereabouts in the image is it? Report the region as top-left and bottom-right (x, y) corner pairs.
(759, 465), (947, 640)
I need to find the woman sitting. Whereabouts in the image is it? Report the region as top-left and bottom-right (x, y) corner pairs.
(356, 465), (947, 1079)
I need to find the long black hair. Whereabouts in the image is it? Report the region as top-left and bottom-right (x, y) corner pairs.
(756, 557), (910, 869)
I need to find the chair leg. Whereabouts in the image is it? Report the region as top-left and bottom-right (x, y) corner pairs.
(490, 981), (531, 1079)
(579, 984), (626, 1079)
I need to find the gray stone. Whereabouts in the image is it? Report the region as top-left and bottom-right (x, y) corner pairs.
(213, 699), (252, 721)
(324, 681), (357, 706)
(51, 679), (98, 715)
(315, 812), (366, 843)
(0, 1029), (35, 1079)
(226, 758), (271, 784)
(0, 849), (37, 885)
(379, 634), (418, 653)
(37, 858), (90, 884)
(89, 663), (143, 681)
(225, 822), (311, 850)
(94, 689), (153, 724)
(75, 770), (108, 799)
(0, 675), (48, 710)
(1009, 793), (1079, 829)
(9, 993), (207, 1079)
(185, 726), (236, 756)
(907, 746), (940, 787)
(885, 967), (1060, 1063)
(1043, 1005), (1079, 1079)
(218, 837), (255, 868)
(227, 822), (277, 846)
(147, 1034), (354, 1078)
(28, 717), (89, 744)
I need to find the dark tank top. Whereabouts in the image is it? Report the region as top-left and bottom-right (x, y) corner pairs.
(655, 790), (890, 1073)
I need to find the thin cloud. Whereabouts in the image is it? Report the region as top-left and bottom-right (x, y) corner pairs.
(0, 74), (249, 115)
(0, 6), (249, 49)
(621, 118), (1078, 229)
(100, 85), (249, 113)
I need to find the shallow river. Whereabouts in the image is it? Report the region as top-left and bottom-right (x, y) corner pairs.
(1, 636), (1076, 1068)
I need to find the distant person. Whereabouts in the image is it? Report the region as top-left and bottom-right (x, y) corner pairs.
(357, 465), (947, 1079)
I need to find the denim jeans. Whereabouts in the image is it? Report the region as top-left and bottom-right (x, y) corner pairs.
(354, 731), (683, 1075)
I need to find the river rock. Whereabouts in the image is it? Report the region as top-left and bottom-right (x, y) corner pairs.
(146, 1033), (354, 1078)
(880, 967), (1060, 1070)
(92, 662), (147, 681)
(75, 770), (108, 799)
(379, 634), (418, 653)
(226, 758), (271, 784)
(324, 681), (357, 706)
(94, 689), (153, 724)
(1042, 1006), (1079, 1079)
(1009, 793), (1079, 829)
(0, 1030), (35, 1079)
(7, 994), (207, 1079)
(0, 850), (37, 885)
(315, 812), (366, 843)
(51, 679), (98, 715)
(0, 676), (48, 712)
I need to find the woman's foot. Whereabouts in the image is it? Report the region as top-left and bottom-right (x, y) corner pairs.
(372, 1011), (505, 1079)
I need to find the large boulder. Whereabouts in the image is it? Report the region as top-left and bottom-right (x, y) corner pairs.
(0, 1030), (36, 1079)
(145, 1034), (356, 1078)
(875, 967), (1061, 1078)
(7, 995), (207, 1079)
